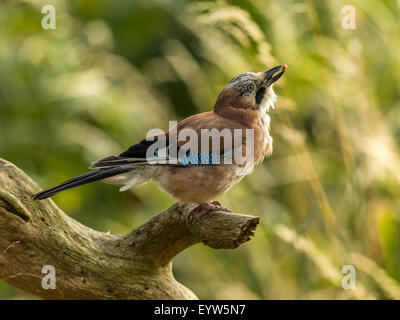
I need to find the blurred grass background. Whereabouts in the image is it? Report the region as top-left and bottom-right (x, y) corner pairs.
(1, 0), (400, 299)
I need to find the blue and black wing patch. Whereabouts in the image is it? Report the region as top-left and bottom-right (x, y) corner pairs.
(90, 135), (232, 169)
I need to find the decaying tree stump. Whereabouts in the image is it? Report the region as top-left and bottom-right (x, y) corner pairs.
(0, 158), (259, 299)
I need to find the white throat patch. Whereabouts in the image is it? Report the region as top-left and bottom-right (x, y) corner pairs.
(259, 88), (277, 113)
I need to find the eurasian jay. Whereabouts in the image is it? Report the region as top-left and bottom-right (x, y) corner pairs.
(33, 65), (287, 217)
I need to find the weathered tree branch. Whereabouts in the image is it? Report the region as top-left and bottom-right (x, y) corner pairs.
(0, 158), (259, 299)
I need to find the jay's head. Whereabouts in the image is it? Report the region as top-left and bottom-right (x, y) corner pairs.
(214, 65), (287, 113)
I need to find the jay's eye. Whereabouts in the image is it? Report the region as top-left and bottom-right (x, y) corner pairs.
(246, 84), (255, 92)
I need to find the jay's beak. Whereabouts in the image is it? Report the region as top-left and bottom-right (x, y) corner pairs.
(262, 65), (287, 87)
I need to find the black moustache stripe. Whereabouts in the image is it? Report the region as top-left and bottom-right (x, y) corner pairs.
(255, 87), (266, 105)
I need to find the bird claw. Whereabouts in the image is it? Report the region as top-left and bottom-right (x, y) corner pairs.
(189, 201), (231, 222)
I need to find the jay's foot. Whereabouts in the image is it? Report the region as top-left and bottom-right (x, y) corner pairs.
(189, 201), (231, 221)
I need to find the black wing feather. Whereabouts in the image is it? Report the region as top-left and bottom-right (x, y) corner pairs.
(119, 138), (157, 158)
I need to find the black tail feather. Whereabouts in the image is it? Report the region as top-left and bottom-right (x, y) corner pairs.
(32, 166), (133, 200)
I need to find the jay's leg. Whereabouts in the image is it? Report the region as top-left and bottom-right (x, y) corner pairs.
(189, 201), (231, 220)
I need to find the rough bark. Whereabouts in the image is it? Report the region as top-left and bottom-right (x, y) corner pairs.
(0, 158), (259, 299)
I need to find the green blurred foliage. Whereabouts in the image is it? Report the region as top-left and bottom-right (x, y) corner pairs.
(1, 0), (400, 299)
